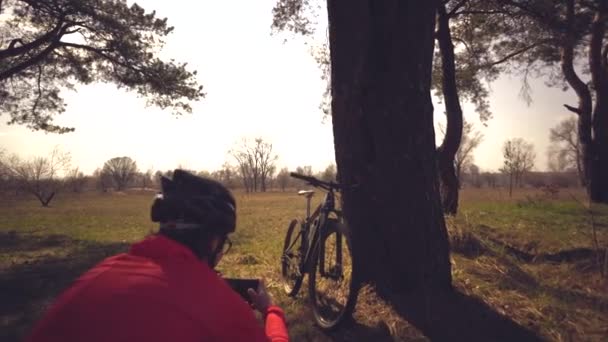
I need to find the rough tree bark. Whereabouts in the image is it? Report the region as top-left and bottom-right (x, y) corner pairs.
(588, 1), (608, 203)
(328, 0), (451, 294)
(436, 3), (464, 215)
(561, 0), (608, 203)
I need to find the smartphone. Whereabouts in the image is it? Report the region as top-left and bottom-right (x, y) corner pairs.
(224, 278), (260, 303)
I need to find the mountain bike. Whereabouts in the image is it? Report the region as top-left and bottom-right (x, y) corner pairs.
(280, 172), (359, 330)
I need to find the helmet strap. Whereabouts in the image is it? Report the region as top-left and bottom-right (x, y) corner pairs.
(206, 235), (226, 268)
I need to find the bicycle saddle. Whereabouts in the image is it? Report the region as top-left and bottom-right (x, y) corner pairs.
(297, 190), (315, 197)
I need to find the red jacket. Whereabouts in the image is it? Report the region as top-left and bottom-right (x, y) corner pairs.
(28, 235), (289, 341)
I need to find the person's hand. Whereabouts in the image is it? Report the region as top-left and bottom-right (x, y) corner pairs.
(247, 279), (273, 313)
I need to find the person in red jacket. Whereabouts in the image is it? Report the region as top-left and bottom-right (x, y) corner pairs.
(28, 169), (289, 342)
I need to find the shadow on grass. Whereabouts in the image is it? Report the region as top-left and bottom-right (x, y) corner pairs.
(0, 231), (69, 253)
(439, 247), (608, 340)
(544, 284), (608, 314)
(377, 288), (542, 342)
(0, 231), (128, 342)
(494, 253), (608, 314)
(454, 225), (601, 264)
(455, 229), (608, 316)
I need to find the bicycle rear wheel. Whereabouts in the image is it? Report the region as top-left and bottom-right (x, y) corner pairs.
(281, 219), (305, 296)
(309, 218), (359, 330)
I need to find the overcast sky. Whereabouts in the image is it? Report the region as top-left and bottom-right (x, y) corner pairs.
(0, 0), (579, 175)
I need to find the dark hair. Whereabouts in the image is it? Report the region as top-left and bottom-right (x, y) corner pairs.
(150, 169), (236, 259)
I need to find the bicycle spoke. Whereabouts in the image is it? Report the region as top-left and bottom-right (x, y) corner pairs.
(310, 226), (356, 329)
(281, 219), (305, 296)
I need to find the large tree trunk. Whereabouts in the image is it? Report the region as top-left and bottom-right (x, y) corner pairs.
(561, 0), (597, 202)
(594, 119), (608, 201)
(327, 0), (451, 293)
(436, 4), (463, 215)
(588, 2), (608, 203)
(327, 2), (541, 340)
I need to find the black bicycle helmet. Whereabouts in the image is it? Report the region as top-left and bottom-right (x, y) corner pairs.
(151, 169), (236, 234)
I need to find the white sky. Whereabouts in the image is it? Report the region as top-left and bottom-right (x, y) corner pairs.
(0, 0), (580, 174)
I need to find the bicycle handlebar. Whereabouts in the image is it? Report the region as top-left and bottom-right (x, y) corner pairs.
(289, 172), (345, 191)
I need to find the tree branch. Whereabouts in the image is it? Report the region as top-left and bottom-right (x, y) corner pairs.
(58, 42), (113, 54)
(453, 9), (515, 17)
(58, 42), (141, 74)
(480, 40), (549, 68)
(0, 18), (65, 60)
(447, 0), (468, 18)
(564, 104), (582, 115)
(0, 22), (76, 80)
(0, 39), (60, 81)
(7, 39), (24, 49)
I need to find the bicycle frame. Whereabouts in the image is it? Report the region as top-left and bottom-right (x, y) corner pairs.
(298, 189), (340, 275)
(282, 172), (357, 330)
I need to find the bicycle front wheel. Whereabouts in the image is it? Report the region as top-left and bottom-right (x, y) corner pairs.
(309, 218), (359, 330)
(281, 219), (305, 296)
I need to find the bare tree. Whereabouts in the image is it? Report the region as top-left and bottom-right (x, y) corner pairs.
(231, 139), (256, 193)
(319, 164), (337, 182)
(292, 165), (313, 189)
(501, 138), (536, 197)
(2, 148), (71, 206)
(212, 162), (239, 189)
(467, 164), (482, 188)
(547, 146), (570, 173)
(455, 121), (484, 180)
(482, 172), (498, 188)
(102, 157), (138, 191)
(232, 148), (254, 193)
(295, 165), (312, 176)
(66, 167), (88, 193)
(151, 169), (176, 189)
(276, 167), (290, 192)
(547, 117), (584, 185)
(153, 170), (164, 188)
(231, 138), (277, 192)
(93, 168), (113, 193)
(255, 139), (278, 192)
(0, 148), (11, 193)
(0, 149), (21, 195)
(138, 169), (154, 189)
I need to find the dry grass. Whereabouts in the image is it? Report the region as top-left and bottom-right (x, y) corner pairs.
(1, 187), (607, 341)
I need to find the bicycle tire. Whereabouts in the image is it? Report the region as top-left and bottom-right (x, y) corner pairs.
(281, 219), (305, 297)
(308, 218), (359, 330)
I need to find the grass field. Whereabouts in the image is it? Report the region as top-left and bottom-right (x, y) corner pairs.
(1, 188), (607, 341)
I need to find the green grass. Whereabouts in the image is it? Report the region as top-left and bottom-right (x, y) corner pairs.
(458, 190), (608, 252)
(1, 188), (607, 341)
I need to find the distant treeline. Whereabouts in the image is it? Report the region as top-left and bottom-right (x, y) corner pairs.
(459, 170), (580, 189)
